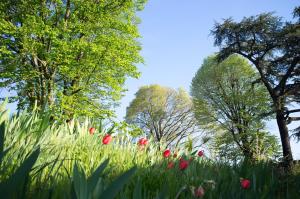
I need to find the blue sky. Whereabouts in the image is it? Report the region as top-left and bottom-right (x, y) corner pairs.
(115, 0), (300, 158)
(118, 0), (299, 118)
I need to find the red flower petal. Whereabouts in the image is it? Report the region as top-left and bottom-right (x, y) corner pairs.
(102, 134), (112, 145)
(89, 127), (96, 135)
(138, 138), (148, 146)
(163, 149), (171, 158)
(198, 150), (204, 157)
(167, 161), (174, 169)
(179, 159), (189, 170)
(194, 186), (205, 197)
(240, 179), (250, 189)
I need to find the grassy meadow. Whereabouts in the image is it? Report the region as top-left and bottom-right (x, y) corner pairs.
(0, 103), (299, 199)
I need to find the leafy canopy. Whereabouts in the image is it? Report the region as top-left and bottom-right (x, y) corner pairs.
(191, 54), (279, 160)
(0, 0), (147, 120)
(126, 85), (199, 147)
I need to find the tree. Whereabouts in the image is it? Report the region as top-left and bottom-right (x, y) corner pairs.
(211, 7), (300, 167)
(126, 85), (199, 147)
(191, 54), (279, 161)
(0, 0), (147, 120)
(212, 130), (280, 163)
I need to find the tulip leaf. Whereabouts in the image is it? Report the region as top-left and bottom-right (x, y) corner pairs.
(73, 163), (87, 199)
(0, 122), (4, 153)
(0, 147), (40, 197)
(0, 148), (10, 164)
(133, 178), (142, 199)
(191, 150), (197, 156)
(98, 119), (103, 134)
(155, 183), (168, 199)
(99, 167), (136, 199)
(87, 159), (109, 194)
(107, 125), (115, 135)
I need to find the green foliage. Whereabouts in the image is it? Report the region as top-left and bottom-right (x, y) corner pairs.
(191, 54), (280, 160)
(212, 131), (281, 163)
(0, 105), (299, 198)
(0, 116), (41, 198)
(0, 107), (139, 199)
(126, 85), (199, 147)
(72, 159), (136, 199)
(99, 166), (136, 199)
(0, 0), (147, 120)
(0, 147), (40, 198)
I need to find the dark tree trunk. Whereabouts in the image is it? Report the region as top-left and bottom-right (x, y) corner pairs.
(276, 110), (293, 168)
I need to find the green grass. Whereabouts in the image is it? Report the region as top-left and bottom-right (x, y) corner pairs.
(0, 106), (299, 198)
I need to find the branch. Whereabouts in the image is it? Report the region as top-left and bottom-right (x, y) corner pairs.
(278, 56), (300, 95)
(64, 0), (71, 21)
(287, 117), (300, 124)
(285, 109), (300, 114)
(284, 82), (300, 96)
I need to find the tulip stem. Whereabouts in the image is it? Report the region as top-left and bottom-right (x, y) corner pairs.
(175, 185), (187, 199)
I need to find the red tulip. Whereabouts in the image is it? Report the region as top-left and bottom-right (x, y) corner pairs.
(163, 149), (171, 158)
(240, 178), (250, 189)
(194, 186), (205, 197)
(89, 127), (96, 135)
(102, 134), (112, 145)
(179, 159), (189, 170)
(167, 161), (174, 169)
(198, 150), (204, 157)
(138, 138), (148, 146)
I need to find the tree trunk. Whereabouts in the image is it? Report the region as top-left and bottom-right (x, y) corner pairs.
(47, 79), (54, 106)
(241, 147), (255, 162)
(276, 110), (293, 168)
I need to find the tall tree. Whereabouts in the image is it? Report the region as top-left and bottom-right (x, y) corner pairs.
(191, 54), (278, 160)
(0, 0), (146, 120)
(126, 85), (199, 147)
(211, 7), (300, 167)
